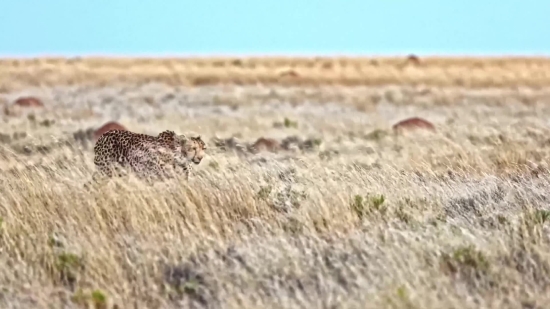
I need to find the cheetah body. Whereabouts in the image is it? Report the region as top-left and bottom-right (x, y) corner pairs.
(92, 129), (206, 181)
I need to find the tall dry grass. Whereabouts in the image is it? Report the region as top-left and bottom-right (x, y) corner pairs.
(2, 133), (550, 308)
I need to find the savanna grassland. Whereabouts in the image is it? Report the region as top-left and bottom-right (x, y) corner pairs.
(2, 56), (550, 309)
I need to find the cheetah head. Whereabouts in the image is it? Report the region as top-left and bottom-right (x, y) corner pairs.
(177, 135), (207, 165)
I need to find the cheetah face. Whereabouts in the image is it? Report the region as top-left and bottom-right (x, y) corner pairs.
(185, 136), (207, 165)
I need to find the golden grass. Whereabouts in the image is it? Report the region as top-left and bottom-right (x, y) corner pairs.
(2, 56), (550, 92)
(1, 78), (550, 307)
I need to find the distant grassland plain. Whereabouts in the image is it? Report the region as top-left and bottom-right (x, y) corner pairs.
(1, 56), (550, 91)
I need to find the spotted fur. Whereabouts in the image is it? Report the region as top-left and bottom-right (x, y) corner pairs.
(92, 129), (207, 182)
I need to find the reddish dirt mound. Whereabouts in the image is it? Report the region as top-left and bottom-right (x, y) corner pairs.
(13, 96), (44, 108)
(279, 69), (300, 78)
(392, 117), (435, 132)
(249, 137), (281, 153)
(93, 121), (127, 141)
(406, 54), (421, 65)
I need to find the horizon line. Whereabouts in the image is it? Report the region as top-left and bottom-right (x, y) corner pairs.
(2, 51), (550, 59)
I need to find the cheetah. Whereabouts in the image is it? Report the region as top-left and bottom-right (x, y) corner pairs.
(92, 129), (207, 183)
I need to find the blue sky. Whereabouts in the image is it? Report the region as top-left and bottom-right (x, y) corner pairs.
(0, 1), (549, 57)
